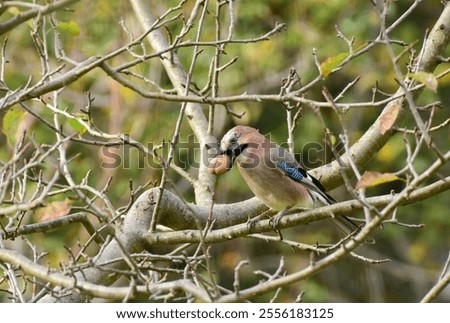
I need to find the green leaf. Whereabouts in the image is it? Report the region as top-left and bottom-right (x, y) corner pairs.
(2, 107), (27, 147)
(325, 128), (337, 146)
(409, 71), (438, 92)
(356, 171), (401, 189)
(57, 20), (81, 36)
(320, 52), (349, 78)
(67, 113), (88, 135)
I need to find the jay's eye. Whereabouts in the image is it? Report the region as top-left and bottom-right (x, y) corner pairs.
(230, 137), (237, 144)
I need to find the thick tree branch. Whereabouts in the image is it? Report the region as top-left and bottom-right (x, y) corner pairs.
(421, 272), (450, 303)
(130, 0), (216, 206)
(141, 175), (449, 246)
(2, 0), (448, 304)
(0, 247), (209, 302)
(32, 172), (449, 302)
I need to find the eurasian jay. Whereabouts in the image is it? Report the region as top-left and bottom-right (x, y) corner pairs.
(209, 125), (362, 237)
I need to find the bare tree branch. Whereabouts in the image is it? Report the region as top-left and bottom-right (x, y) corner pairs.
(0, 0), (448, 304)
(0, 0), (80, 36)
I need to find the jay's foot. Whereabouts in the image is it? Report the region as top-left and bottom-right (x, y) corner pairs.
(269, 207), (291, 230)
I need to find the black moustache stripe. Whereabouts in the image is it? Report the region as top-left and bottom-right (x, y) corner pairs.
(214, 143), (248, 165)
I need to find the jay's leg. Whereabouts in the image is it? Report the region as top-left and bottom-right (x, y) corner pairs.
(270, 206), (292, 229)
(246, 208), (273, 232)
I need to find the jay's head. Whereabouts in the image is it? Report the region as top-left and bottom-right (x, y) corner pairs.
(208, 126), (260, 175)
(220, 125), (260, 158)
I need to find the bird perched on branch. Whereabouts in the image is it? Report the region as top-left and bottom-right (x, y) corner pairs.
(209, 125), (367, 240)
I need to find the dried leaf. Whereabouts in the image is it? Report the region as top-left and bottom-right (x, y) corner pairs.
(320, 52), (349, 78)
(409, 71), (438, 92)
(379, 103), (400, 135)
(356, 171), (400, 189)
(36, 199), (72, 222)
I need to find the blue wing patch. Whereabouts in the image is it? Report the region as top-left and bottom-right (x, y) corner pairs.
(277, 161), (306, 182)
(277, 160), (335, 204)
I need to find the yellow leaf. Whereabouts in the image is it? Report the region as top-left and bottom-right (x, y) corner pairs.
(409, 71), (438, 92)
(7, 7), (21, 16)
(356, 171), (401, 189)
(320, 52), (349, 78)
(376, 142), (397, 163)
(2, 107), (27, 147)
(329, 133), (337, 147)
(57, 20), (81, 36)
(407, 241), (427, 264)
(67, 113), (88, 135)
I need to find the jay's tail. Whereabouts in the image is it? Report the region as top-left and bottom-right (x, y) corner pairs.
(330, 215), (375, 244)
(310, 190), (375, 244)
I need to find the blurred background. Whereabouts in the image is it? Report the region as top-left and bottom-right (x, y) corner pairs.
(1, 0), (449, 302)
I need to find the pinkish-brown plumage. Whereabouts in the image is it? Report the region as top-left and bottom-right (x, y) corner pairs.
(216, 125), (367, 239)
(220, 126), (312, 211)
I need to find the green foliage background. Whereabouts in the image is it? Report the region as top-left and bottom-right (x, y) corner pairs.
(0, 0), (449, 302)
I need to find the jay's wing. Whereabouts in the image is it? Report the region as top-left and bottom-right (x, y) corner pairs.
(270, 145), (375, 243)
(276, 160), (336, 205)
(276, 160), (375, 243)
